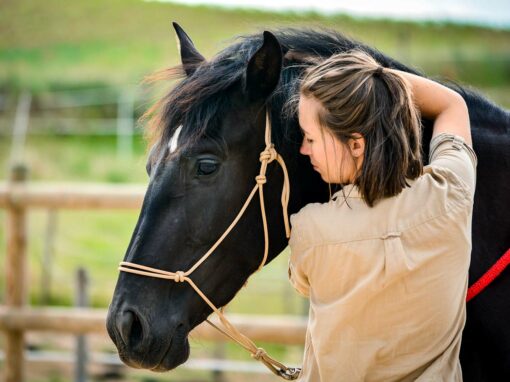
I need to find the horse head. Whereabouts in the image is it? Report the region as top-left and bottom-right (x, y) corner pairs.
(106, 23), (323, 371)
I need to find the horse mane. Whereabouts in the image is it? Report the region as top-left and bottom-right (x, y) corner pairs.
(141, 28), (377, 156)
(142, 27), (509, 158)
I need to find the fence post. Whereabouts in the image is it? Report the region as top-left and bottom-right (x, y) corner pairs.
(41, 209), (57, 304)
(212, 324), (226, 382)
(5, 163), (29, 382)
(9, 91), (31, 166)
(75, 267), (89, 382)
(116, 89), (135, 160)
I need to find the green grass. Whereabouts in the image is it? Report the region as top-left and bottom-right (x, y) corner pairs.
(0, 0), (509, 92)
(25, 135), (148, 182)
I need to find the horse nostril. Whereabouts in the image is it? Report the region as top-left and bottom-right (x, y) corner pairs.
(117, 310), (144, 346)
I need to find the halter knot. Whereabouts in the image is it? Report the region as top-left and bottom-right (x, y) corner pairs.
(174, 271), (186, 283)
(259, 145), (277, 163)
(251, 347), (267, 361)
(255, 175), (267, 185)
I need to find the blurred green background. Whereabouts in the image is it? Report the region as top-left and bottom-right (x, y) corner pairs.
(0, 0), (509, 381)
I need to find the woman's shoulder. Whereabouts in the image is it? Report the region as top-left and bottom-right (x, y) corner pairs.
(426, 133), (477, 199)
(289, 201), (341, 250)
(289, 202), (326, 248)
(289, 196), (381, 248)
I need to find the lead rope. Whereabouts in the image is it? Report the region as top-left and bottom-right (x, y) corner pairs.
(119, 111), (301, 380)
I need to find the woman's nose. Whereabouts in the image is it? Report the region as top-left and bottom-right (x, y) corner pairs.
(300, 140), (309, 156)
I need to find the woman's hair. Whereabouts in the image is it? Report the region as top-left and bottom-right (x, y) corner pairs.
(298, 49), (423, 207)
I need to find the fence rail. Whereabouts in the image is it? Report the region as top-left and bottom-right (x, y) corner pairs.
(0, 182), (145, 209)
(0, 307), (306, 345)
(0, 87), (154, 160)
(0, 176), (305, 382)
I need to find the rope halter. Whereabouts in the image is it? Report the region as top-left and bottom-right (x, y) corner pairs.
(119, 111), (300, 380)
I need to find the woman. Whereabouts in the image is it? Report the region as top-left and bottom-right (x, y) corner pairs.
(288, 50), (477, 381)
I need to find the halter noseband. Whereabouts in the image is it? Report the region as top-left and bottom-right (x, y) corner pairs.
(118, 111), (300, 380)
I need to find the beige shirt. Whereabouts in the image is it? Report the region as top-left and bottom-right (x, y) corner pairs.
(289, 133), (477, 382)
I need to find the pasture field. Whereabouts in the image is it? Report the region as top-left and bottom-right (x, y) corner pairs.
(0, 0), (509, 380)
(0, 0), (509, 94)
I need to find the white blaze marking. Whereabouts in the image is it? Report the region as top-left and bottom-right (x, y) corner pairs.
(168, 125), (182, 153)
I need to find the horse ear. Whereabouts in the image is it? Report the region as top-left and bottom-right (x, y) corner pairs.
(244, 31), (283, 101)
(172, 22), (205, 77)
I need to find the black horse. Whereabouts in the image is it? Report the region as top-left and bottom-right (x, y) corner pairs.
(107, 24), (510, 380)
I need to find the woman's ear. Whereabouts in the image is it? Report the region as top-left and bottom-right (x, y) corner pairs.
(348, 133), (365, 159)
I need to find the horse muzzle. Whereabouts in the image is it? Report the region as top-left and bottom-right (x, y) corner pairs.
(106, 303), (190, 371)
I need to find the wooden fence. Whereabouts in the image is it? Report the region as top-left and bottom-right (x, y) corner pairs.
(1, 88), (147, 160)
(0, 168), (306, 382)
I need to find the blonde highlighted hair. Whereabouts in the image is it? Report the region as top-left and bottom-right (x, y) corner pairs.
(299, 49), (423, 206)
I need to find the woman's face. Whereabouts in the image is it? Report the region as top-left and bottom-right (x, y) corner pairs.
(298, 94), (360, 184)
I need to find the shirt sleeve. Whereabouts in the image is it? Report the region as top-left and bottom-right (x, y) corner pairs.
(288, 212), (311, 297)
(429, 133), (477, 198)
(288, 255), (310, 297)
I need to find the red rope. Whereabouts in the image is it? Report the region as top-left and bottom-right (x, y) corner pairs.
(466, 248), (510, 302)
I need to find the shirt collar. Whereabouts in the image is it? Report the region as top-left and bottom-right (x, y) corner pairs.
(331, 183), (362, 201)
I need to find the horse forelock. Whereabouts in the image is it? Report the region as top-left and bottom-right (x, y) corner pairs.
(141, 42), (256, 159)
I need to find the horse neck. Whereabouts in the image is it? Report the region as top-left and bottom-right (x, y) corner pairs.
(464, 90), (510, 132)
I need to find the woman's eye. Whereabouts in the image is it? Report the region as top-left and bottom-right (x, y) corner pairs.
(306, 138), (314, 144)
(197, 159), (219, 176)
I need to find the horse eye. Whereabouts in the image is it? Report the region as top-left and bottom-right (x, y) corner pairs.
(146, 161), (152, 176)
(197, 159), (219, 176)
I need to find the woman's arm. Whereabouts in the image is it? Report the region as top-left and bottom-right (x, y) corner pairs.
(391, 69), (472, 146)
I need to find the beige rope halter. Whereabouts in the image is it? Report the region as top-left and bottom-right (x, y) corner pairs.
(119, 111), (301, 380)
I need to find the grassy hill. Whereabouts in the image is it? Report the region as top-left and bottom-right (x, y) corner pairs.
(0, 0), (509, 95)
